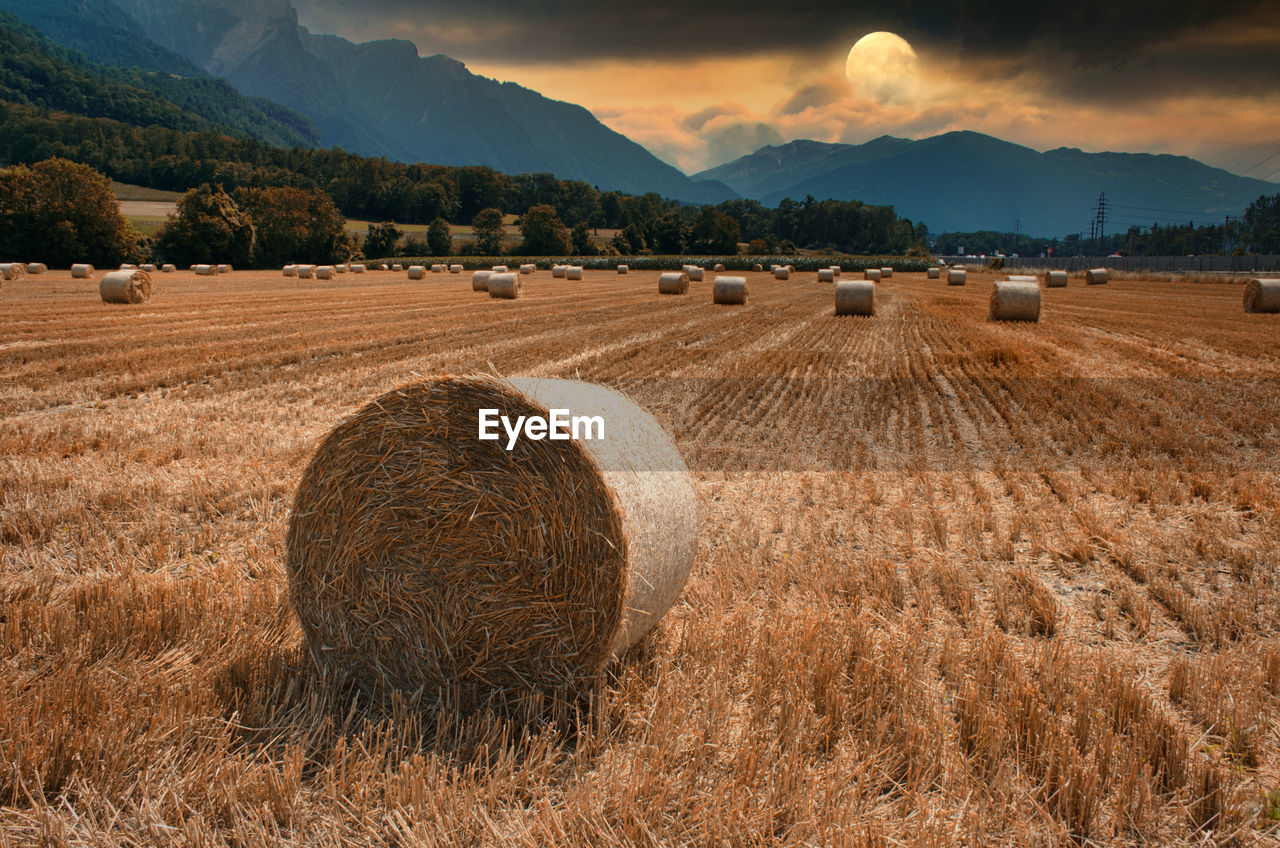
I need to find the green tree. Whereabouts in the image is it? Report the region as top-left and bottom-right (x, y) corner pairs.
(363, 221), (402, 259)
(1244, 194), (1280, 254)
(471, 208), (504, 255)
(155, 184), (254, 267)
(0, 157), (136, 267)
(519, 204), (571, 255)
(652, 213), (688, 254)
(690, 207), (740, 254)
(571, 221), (597, 256)
(240, 186), (347, 266)
(427, 217), (453, 256)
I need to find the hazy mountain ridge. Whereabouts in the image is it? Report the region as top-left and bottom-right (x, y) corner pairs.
(695, 132), (1279, 236)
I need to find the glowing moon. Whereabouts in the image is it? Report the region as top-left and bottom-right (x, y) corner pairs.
(845, 32), (918, 105)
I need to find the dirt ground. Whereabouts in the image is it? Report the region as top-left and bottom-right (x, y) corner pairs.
(2, 267), (1279, 845)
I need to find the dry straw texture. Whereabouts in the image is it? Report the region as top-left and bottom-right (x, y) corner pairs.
(567, 266), (584, 281)
(880, 267), (894, 278)
(1006, 275), (1038, 282)
(1085, 268), (1109, 284)
(160, 264), (175, 273)
(336, 264), (348, 274)
(472, 270), (493, 291)
(0, 263), (25, 280)
(26, 262), (47, 274)
(834, 279), (875, 315)
(218, 264), (233, 274)
(141, 264), (156, 272)
(1044, 270), (1068, 287)
(407, 265), (427, 280)
(948, 268), (967, 285)
(392, 263), (402, 271)
(830, 265), (842, 275)
(351, 264), (366, 274)
(684, 266), (705, 282)
(818, 268), (835, 283)
(492, 265), (509, 273)
(69, 263), (93, 278)
(928, 267), (941, 279)
(98, 269), (152, 304)
(282, 265), (298, 277)
(315, 266), (334, 280)
(990, 280), (1042, 322)
(865, 268), (882, 281)
(618, 265), (629, 274)
(657, 271), (689, 295)
(450, 264), (463, 273)
(431, 264), (445, 273)
(552, 264), (567, 278)
(286, 375), (698, 697)
(297, 264), (316, 279)
(1244, 278), (1280, 313)
(519, 264), (536, 275)
(487, 272), (522, 299)
(773, 267), (790, 280)
(194, 264), (217, 276)
(713, 275), (748, 305)
(120, 263), (137, 270)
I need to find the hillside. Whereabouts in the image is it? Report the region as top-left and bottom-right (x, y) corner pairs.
(695, 132), (1280, 236)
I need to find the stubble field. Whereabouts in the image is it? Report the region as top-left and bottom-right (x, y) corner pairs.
(2, 267), (1279, 845)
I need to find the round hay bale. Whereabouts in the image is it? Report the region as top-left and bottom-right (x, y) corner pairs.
(1084, 267), (1108, 285)
(316, 266), (335, 280)
(1044, 270), (1068, 288)
(787, 265), (795, 272)
(880, 267), (893, 278)
(947, 269), (967, 286)
(450, 264), (463, 273)
(218, 264), (233, 274)
(189, 265), (197, 272)
(990, 280), (1041, 322)
(0, 263), (25, 281)
(99, 269), (152, 304)
(431, 264), (445, 273)
(818, 268), (835, 283)
(26, 262), (47, 275)
(488, 272), (522, 299)
(340, 264), (353, 274)
(713, 275), (747, 305)
(519, 264), (536, 275)
(407, 265), (427, 280)
(71, 264), (94, 278)
(684, 265), (705, 282)
(713, 263), (725, 272)
(864, 268), (881, 281)
(753, 263), (763, 272)
(657, 271), (689, 295)
(119, 263), (137, 270)
(492, 265), (509, 273)
(140, 264), (156, 272)
(1244, 278), (1280, 313)
(283, 265), (299, 277)
(351, 264), (367, 274)
(298, 265), (316, 279)
(830, 265), (842, 276)
(285, 375), (698, 695)
(552, 264), (568, 278)
(773, 267), (790, 280)
(392, 264), (403, 272)
(834, 280), (875, 316)
(161, 264), (176, 273)
(1006, 275), (1038, 282)
(567, 266), (584, 281)
(194, 264), (217, 276)
(472, 270), (493, 291)
(617, 264), (629, 274)
(927, 267), (941, 279)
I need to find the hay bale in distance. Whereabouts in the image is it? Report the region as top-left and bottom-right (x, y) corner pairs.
(927, 267), (941, 279)
(567, 266), (584, 281)
(880, 266), (893, 278)
(335, 264), (348, 274)
(283, 265), (299, 277)
(140, 263), (156, 272)
(1084, 268), (1108, 285)
(472, 270), (493, 291)
(0, 263), (25, 280)
(773, 267), (790, 280)
(71, 263), (94, 278)
(285, 376), (698, 696)
(487, 272), (522, 299)
(684, 265), (705, 282)
(218, 264), (233, 274)
(1006, 275), (1038, 282)
(1044, 270), (1068, 287)
(713, 275), (748, 305)
(818, 268), (835, 282)
(492, 265), (509, 273)
(834, 280), (875, 316)
(392, 264), (403, 272)
(297, 265), (316, 279)
(657, 271), (689, 295)
(519, 264), (536, 275)
(450, 264), (463, 273)
(830, 265), (842, 276)
(119, 263), (137, 270)
(990, 280), (1041, 322)
(25, 262), (47, 274)
(753, 263), (763, 272)
(1244, 278), (1280, 313)
(407, 265), (427, 280)
(947, 269), (967, 286)
(194, 264), (218, 276)
(99, 268), (152, 304)
(316, 266), (335, 280)
(351, 264), (366, 273)
(161, 264), (175, 273)
(552, 264), (567, 278)
(864, 268), (881, 281)
(617, 264), (629, 274)
(429, 264), (444, 273)
(713, 263), (725, 272)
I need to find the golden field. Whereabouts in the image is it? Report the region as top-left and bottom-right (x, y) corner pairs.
(2, 267), (1279, 846)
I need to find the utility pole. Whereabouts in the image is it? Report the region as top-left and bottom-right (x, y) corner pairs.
(1092, 192), (1108, 254)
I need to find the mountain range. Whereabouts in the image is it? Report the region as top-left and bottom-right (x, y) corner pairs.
(694, 133), (1280, 236)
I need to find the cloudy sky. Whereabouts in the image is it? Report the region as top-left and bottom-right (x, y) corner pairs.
(290, 0), (1280, 178)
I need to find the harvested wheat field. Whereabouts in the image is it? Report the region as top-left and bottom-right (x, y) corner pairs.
(3, 266), (1280, 846)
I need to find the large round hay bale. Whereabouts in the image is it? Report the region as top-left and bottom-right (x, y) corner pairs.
(753, 263), (763, 272)
(927, 267), (941, 279)
(488, 272), (522, 299)
(161, 264), (176, 273)
(552, 264), (568, 278)
(1044, 270), (1068, 287)
(657, 271), (689, 295)
(392, 264), (403, 272)
(684, 265), (704, 282)
(218, 264), (233, 274)
(830, 265), (842, 276)
(834, 280), (875, 316)
(351, 264), (366, 274)
(519, 264), (536, 275)
(194, 264), (218, 276)
(472, 270), (493, 291)
(336, 264), (349, 274)
(1084, 268), (1108, 285)
(880, 267), (893, 279)
(713, 275), (747, 305)
(431, 264), (445, 273)
(189, 265), (197, 272)
(71, 263), (94, 278)
(567, 266), (584, 281)
(0, 263), (25, 281)
(25, 262), (47, 275)
(450, 264), (463, 273)
(617, 264), (629, 274)
(864, 268), (881, 281)
(297, 265), (316, 279)
(990, 280), (1041, 322)
(99, 269), (152, 304)
(119, 263), (137, 270)
(491, 265), (508, 273)
(947, 269), (967, 286)
(1006, 275), (1038, 282)
(1244, 278), (1280, 313)
(283, 265), (298, 277)
(140, 264), (156, 272)
(818, 268), (835, 283)
(407, 265), (427, 280)
(773, 267), (790, 280)
(285, 376), (698, 695)
(316, 266), (335, 280)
